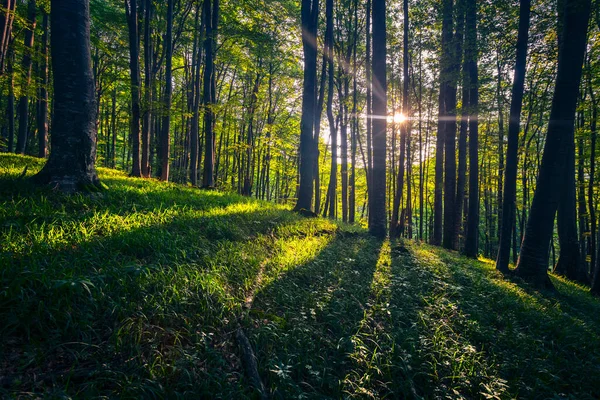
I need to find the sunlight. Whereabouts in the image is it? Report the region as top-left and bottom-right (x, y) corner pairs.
(387, 112), (407, 124)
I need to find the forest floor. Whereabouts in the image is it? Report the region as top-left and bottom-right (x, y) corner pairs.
(1, 154), (600, 399)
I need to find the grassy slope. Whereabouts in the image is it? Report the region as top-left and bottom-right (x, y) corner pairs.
(1, 154), (599, 399)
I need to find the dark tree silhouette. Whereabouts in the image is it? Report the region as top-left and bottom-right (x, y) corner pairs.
(202, 0), (219, 188)
(33, 0), (100, 191)
(158, 0), (173, 181)
(16, 0), (35, 155)
(496, 0), (531, 272)
(432, 0), (452, 246)
(125, 0), (142, 177)
(369, 0), (387, 238)
(515, 0), (591, 288)
(37, 11), (48, 159)
(464, 0), (479, 258)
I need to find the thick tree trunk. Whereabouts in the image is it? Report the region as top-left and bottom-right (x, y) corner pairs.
(464, 0), (479, 258)
(369, 0), (387, 238)
(554, 136), (586, 283)
(33, 0), (100, 191)
(515, 0), (591, 288)
(294, 0), (319, 212)
(496, 0), (530, 272)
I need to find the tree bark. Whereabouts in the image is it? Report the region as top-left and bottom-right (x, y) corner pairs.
(126, 0), (142, 177)
(158, 0), (174, 181)
(464, 0), (479, 258)
(294, 0), (319, 212)
(515, 0), (591, 288)
(496, 0), (531, 272)
(37, 11), (48, 158)
(16, 0), (36, 155)
(33, 0), (100, 191)
(433, 0), (452, 246)
(369, 0), (387, 238)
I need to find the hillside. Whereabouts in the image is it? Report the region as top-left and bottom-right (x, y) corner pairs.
(1, 154), (600, 399)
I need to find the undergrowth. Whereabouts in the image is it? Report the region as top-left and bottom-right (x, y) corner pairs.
(1, 154), (599, 399)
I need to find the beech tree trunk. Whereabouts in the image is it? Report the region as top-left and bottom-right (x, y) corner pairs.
(369, 0), (387, 238)
(141, 0), (153, 177)
(294, 0), (319, 212)
(33, 0), (100, 191)
(126, 0), (142, 177)
(496, 0), (530, 272)
(433, 0), (452, 246)
(158, 0), (174, 181)
(515, 0), (591, 288)
(464, 0), (479, 258)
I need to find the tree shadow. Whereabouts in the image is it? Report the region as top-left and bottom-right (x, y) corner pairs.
(247, 232), (383, 398)
(412, 246), (600, 399)
(0, 201), (322, 398)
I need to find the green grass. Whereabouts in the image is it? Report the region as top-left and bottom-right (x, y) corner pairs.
(1, 154), (600, 399)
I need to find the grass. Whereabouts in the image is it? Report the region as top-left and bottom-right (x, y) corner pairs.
(1, 154), (600, 399)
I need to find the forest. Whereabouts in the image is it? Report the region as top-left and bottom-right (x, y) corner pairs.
(1, 0), (600, 397)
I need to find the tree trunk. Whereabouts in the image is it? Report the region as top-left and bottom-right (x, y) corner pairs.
(37, 11), (48, 158)
(391, 0), (410, 239)
(158, 0), (174, 181)
(141, 0), (153, 177)
(369, 0), (387, 238)
(294, 0), (319, 212)
(464, 0), (479, 258)
(496, 0), (530, 272)
(33, 0), (100, 191)
(16, 0), (36, 155)
(515, 0), (591, 289)
(126, 0), (142, 177)
(433, 0), (452, 246)
(0, 0), (16, 74)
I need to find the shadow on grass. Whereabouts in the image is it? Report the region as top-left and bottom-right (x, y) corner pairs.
(248, 232), (383, 398)
(0, 199), (325, 398)
(418, 246), (600, 399)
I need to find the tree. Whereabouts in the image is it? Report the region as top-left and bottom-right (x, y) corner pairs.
(515, 0), (591, 288)
(37, 10), (48, 159)
(390, 0), (409, 239)
(432, 0), (453, 246)
(202, 0), (219, 188)
(463, 0), (479, 258)
(157, 0), (174, 181)
(294, 0), (319, 212)
(369, 0), (387, 238)
(33, 0), (100, 191)
(496, 0), (531, 272)
(15, 0), (36, 154)
(0, 0), (16, 74)
(125, 0), (142, 177)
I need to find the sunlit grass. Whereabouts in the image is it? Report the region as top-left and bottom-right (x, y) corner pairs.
(1, 154), (600, 398)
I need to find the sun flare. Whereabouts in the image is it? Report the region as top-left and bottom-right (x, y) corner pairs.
(388, 112), (407, 124)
